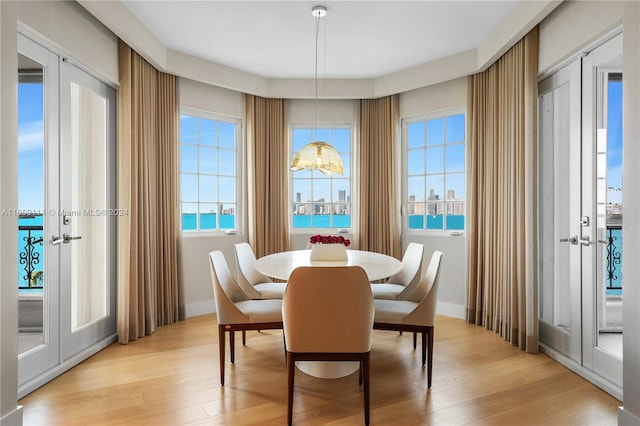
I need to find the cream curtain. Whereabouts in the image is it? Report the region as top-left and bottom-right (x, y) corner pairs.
(466, 27), (539, 352)
(358, 95), (401, 258)
(117, 40), (180, 344)
(245, 94), (289, 258)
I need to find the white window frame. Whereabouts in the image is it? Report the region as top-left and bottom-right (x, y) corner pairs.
(180, 107), (243, 236)
(289, 123), (353, 233)
(402, 107), (466, 236)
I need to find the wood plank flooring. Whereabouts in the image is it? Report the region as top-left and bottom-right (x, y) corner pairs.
(19, 315), (620, 425)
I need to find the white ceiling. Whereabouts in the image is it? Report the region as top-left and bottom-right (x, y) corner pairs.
(121, 1), (521, 80)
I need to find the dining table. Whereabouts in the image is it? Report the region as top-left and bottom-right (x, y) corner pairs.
(254, 248), (402, 379)
(254, 248), (402, 282)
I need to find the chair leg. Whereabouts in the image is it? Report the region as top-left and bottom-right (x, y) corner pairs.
(242, 330), (246, 346)
(413, 331), (417, 349)
(230, 330), (236, 364)
(287, 353), (295, 425)
(358, 361), (363, 385)
(218, 325), (226, 386)
(363, 353), (370, 426)
(427, 326), (434, 389)
(421, 330), (427, 366)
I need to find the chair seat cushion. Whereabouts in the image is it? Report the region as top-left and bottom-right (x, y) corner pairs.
(370, 283), (404, 300)
(235, 299), (283, 323)
(374, 299), (418, 324)
(254, 282), (286, 299)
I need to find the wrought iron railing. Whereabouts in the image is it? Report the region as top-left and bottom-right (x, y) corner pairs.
(18, 225), (43, 289)
(604, 225), (622, 291)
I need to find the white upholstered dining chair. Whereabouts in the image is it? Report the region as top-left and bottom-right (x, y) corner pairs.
(234, 242), (286, 299)
(370, 242), (424, 300)
(373, 250), (443, 388)
(283, 266), (374, 425)
(208, 250), (283, 385)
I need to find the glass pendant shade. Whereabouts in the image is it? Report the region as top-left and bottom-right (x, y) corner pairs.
(290, 141), (343, 176)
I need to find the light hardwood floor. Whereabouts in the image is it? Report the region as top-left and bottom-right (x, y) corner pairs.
(20, 314), (620, 425)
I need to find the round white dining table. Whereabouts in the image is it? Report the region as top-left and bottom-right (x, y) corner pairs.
(254, 249), (402, 282)
(254, 249), (402, 379)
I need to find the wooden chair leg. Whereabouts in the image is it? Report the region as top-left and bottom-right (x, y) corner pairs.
(413, 331), (417, 349)
(427, 327), (434, 388)
(421, 330), (427, 366)
(242, 330), (246, 346)
(363, 353), (370, 426)
(287, 353), (295, 425)
(230, 330), (236, 364)
(358, 361), (363, 385)
(218, 325), (226, 386)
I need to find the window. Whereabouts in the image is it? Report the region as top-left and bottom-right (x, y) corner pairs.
(291, 126), (352, 230)
(404, 109), (465, 231)
(180, 110), (241, 232)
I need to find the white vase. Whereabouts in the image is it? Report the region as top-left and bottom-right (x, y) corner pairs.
(309, 243), (348, 261)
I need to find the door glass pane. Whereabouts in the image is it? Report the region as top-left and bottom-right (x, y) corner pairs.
(18, 56), (45, 353)
(70, 82), (108, 331)
(596, 72), (623, 357)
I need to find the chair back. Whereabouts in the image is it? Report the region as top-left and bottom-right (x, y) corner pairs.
(283, 266), (374, 353)
(387, 242), (424, 299)
(234, 243), (271, 299)
(405, 251), (444, 326)
(209, 251), (251, 325)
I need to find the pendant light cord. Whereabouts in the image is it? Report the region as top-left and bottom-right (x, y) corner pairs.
(315, 15), (320, 132)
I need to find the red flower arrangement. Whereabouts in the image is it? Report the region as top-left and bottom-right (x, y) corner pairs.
(309, 234), (351, 247)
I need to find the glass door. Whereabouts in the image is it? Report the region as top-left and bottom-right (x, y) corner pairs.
(538, 58), (582, 364)
(59, 59), (116, 361)
(17, 34), (117, 397)
(581, 34), (623, 390)
(17, 34), (61, 388)
(539, 33), (623, 399)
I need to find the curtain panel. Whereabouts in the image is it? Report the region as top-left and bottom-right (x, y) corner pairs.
(466, 27), (539, 352)
(117, 40), (180, 344)
(357, 95), (401, 259)
(245, 95), (289, 258)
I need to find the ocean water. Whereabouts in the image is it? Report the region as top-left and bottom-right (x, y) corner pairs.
(17, 215), (44, 289)
(408, 214), (464, 230)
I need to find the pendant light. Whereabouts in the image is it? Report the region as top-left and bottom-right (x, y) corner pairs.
(289, 5), (344, 176)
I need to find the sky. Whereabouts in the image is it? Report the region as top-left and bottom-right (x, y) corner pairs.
(18, 83), (44, 212)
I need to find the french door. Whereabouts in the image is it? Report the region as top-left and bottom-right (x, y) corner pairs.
(17, 34), (117, 396)
(538, 33), (623, 398)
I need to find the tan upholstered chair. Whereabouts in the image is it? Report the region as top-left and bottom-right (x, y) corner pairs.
(373, 250), (443, 388)
(283, 266), (374, 426)
(371, 242), (424, 300)
(234, 242), (286, 299)
(209, 250), (283, 385)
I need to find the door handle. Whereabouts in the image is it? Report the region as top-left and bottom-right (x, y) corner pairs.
(51, 234), (64, 245)
(559, 236), (578, 245)
(579, 236), (592, 246)
(63, 233), (82, 243)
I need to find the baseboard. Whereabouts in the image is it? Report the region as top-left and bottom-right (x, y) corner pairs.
(0, 405), (22, 426)
(184, 299), (215, 319)
(436, 302), (465, 320)
(619, 407), (640, 425)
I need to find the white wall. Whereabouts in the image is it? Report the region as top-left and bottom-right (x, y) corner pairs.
(621, 2), (640, 423)
(399, 77), (469, 319)
(16, 0), (117, 86)
(178, 79), (247, 318)
(0, 2), (20, 425)
(538, 0), (622, 76)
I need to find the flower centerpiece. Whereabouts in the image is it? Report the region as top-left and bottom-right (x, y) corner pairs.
(308, 234), (351, 247)
(308, 234), (350, 261)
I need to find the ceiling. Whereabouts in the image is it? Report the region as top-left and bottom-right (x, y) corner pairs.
(121, 1), (521, 80)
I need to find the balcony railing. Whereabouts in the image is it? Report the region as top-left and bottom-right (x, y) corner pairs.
(604, 225), (622, 292)
(18, 225), (43, 289)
